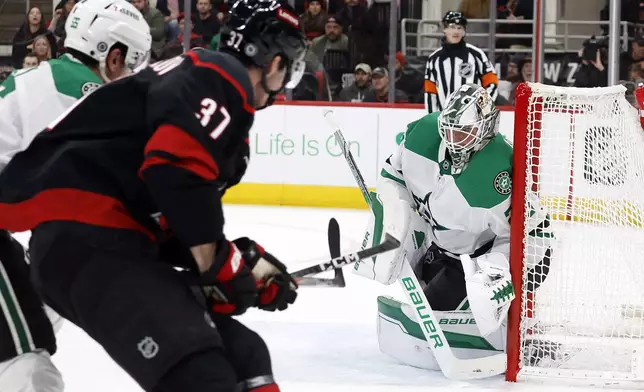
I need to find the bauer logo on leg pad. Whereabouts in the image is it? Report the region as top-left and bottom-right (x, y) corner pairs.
(401, 277), (444, 349)
(137, 336), (159, 359)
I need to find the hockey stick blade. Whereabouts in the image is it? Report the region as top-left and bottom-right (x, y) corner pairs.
(327, 218), (346, 286)
(292, 233), (400, 279)
(297, 217), (346, 287)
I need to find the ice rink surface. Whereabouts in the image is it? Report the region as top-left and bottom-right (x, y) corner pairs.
(13, 205), (634, 392)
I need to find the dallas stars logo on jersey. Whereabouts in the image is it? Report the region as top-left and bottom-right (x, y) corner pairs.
(494, 171), (511, 195)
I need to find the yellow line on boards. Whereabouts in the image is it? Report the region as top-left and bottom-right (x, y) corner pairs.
(222, 183), (374, 210)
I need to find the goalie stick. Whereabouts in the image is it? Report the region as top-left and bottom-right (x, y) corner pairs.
(323, 109), (507, 380)
(298, 218), (346, 287)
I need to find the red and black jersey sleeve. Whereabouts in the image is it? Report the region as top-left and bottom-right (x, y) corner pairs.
(139, 49), (255, 247)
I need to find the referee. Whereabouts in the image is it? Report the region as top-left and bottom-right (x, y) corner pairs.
(424, 11), (499, 113)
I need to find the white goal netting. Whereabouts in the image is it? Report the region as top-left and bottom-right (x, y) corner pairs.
(511, 83), (644, 386)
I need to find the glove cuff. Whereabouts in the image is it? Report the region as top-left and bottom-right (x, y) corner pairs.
(232, 237), (263, 268)
(208, 239), (245, 281)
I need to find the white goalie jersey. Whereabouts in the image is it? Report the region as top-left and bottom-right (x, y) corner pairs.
(355, 111), (553, 286)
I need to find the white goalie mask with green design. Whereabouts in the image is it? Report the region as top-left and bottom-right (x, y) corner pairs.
(437, 84), (500, 173)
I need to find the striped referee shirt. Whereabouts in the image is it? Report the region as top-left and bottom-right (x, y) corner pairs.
(424, 40), (499, 113)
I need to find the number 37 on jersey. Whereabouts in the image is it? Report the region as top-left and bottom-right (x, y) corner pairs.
(149, 58), (232, 142)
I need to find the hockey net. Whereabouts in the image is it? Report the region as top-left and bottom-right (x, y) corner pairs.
(507, 82), (644, 387)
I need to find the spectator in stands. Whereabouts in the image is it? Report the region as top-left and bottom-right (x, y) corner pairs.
(497, 0), (533, 49)
(574, 44), (607, 88)
(519, 55), (532, 82)
(22, 52), (39, 69)
(338, 63), (374, 102)
(390, 51), (423, 102)
(620, 32), (644, 81)
(309, 15), (348, 62)
(364, 67), (408, 103)
(301, 0), (327, 41)
(194, 0), (221, 44)
(624, 62), (644, 108)
(160, 13), (204, 59)
(503, 54), (534, 103)
(505, 57), (520, 80)
(458, 0), (490, 48)
(336, 0), (375, 65)
(157, 0), (180, 40)
(11, 7), (58, 68)
(32, 35), (53, 63)
(628, 61), (644, 81)
(498, 55), (519, 101)
(132, 0), (166, 60)
(48, 0), (76, 44)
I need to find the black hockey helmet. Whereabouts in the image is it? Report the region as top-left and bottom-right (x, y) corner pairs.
(442, 11), (467, 28)
(220, 0), (308, 91)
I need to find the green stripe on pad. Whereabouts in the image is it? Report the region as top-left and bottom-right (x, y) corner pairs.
(377, 295), (499, 351)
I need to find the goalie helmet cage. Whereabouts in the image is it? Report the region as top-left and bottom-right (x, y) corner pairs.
(507, 82), (644, 387)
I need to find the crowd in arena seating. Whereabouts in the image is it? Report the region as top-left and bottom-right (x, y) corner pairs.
(2, 0), (643, 107)
(8, 0), (228, 70)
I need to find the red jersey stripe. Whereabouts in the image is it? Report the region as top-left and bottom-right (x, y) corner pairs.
(0, 189), (154, 240)
(142, 124), (219, 181)
(186, 51), (255, 114)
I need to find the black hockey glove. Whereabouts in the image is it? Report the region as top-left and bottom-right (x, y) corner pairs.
(232, 238), (298, 312)
(201, 240), (258, 316)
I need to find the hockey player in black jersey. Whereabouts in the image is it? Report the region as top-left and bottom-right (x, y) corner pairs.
(0, 1), (307, 391)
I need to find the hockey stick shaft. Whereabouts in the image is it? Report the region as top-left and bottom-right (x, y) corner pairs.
(323, 110), (506, 380)
(324, 110), (373, 209)
(292, 233), (399, 279)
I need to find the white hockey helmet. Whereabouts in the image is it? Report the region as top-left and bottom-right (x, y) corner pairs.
(437, 83), (500, 173)
(64, 0), (152, 80)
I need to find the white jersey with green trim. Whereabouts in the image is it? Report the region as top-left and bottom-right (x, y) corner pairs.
(379, 111), (552, 262)
(0, 54), (102, 170)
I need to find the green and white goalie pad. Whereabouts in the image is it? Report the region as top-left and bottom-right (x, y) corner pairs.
(377, 296), (506, 370)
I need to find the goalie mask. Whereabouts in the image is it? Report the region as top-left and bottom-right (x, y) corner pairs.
(438, 84), (500, 173)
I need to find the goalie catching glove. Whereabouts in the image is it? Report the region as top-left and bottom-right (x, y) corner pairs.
(200, 238), (298, 315)
(460, 252), (515, 337)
